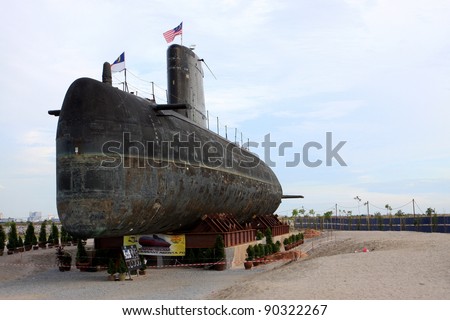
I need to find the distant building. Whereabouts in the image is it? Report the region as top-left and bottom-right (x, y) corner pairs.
(28, 211), (42, 222)
(0, 212), (3, 219)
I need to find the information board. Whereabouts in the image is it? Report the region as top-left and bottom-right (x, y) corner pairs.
(121, 245), (143, 271)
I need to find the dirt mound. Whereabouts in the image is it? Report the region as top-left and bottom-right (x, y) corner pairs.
(262, 250), (307, 264)
(303, 228), (322, 238)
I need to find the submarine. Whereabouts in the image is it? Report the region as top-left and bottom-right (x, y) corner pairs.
(50, 44), (298, 239)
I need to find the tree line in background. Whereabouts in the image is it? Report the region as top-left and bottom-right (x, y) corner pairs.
(290, 205), (438, 220)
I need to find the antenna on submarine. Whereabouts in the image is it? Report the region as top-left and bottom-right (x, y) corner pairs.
(198, 58), (217, 80)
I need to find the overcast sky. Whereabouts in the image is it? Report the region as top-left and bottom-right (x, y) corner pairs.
(1, 0), (449, 220)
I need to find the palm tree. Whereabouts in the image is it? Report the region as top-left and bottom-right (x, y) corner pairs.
(299, 206), (305, 217)
(323, 211), (333, 221)
(385, 204), (392, 215)
(291, 208), (299, 228)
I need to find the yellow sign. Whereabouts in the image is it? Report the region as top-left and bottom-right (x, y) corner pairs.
(124, 234), (185, 256)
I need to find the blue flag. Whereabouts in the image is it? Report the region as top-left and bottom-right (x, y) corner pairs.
(111, 52), (125, 72)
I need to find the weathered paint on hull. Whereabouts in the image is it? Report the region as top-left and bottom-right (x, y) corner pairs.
(56, 78), (282, 238)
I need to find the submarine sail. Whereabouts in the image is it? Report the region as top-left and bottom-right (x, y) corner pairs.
(54, 45), (283, 238)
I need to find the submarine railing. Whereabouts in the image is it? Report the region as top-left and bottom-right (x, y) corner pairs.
(113, 68), (254, 151)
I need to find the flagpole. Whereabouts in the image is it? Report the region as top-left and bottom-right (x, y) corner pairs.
(124, 68), (129, 92)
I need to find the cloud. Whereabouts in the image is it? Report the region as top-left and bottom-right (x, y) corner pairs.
(11, 129), (55, 177)
(21, 130), (49, 145)
(273, 100), (364, 122)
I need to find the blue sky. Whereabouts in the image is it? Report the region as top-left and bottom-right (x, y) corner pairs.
(1, 0), (449, 220)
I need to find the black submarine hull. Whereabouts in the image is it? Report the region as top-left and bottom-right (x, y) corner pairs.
(55, 45), (283, 238)
(56, 78), (282, 238)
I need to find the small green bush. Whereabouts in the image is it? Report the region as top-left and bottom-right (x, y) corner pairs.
(246, 245), (255, 261)
(24, 222), (35, 247)
(38, 221), (47, 244)
(0, 225), (6, 251)
(76, 239), (89, 264)
(265, 228), (273, 245)
(258, 243), (265, 257)
(255, 230), (264, 240)
(107, 259), (116, 275)
(7, 222), (18, 250)
(213, 235), (225, 261)
(118, 256), (127, 274)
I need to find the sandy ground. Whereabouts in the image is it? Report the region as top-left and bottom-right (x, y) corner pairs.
(0, 231), (449, 300)
(0, 245), (75, 282)
(210, 231), (450, 299)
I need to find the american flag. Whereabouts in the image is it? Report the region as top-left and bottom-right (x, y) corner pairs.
(163, 22), (183, 43)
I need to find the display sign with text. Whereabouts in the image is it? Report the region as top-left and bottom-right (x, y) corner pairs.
(121, 245), (143, 271)
(124, 234), (185, 256)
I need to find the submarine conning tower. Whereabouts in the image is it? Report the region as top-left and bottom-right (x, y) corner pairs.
(167, 44), (207, 128)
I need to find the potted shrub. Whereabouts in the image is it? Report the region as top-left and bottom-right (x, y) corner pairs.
(255, 230), (264, 240)
(0, 224), (5, 256)
(66, 231), (74, 246)
(17, 236), (24, 252)
(265, 242), (273, 256)
(61, 252), (72, 271)
(107, 259), (116, 280)
(7, 222), (18, 253)
(253, 244), (261, 266)
(47, 222), (59, 248)
(76, 239), (89, 271)
(274, 240), (281, 253)
(265, 228), (273, 246)
(298, 232), (304, 245)
(213, 235), (226, 271)
(257, 243), (266, 263)
(56, 246), (72, 271)
(60, 226), (69, 246)
(50, 222), (60, 246)
(283, 237), (290, 250)
(32, 231), (38, 250)
(117, 256), (127, 281)
(47, 233), (54, 248)
(244, 245), (254, 269)
(24, 222), (35, 251)
(38, 221), (47, 248)
(138, 255), (147, 275)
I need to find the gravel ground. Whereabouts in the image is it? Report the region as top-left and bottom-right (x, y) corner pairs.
(0, 248), (287, 300)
